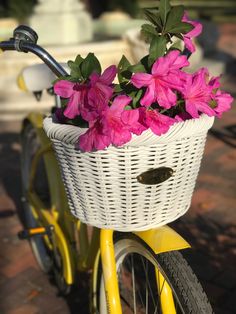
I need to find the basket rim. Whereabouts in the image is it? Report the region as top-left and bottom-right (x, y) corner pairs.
(43, 114), (214, 148)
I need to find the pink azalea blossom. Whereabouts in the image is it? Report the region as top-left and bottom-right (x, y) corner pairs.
(182, 12), (203, 53)
(182, 68), (215, 118)
(212, 90), (233, 118)
(209, 76), (221, 90)
(140, 108), (176, 136)
(85, 65), (117, 121)
(121, 108), (147, 135)
(101, 95), (137, 147)
(78, 95), (148, 151)
(54, 65), (117, 121)
(131, 51), (189, 109)
(54, 80), (88, 119)
(78, 119), (111, 152)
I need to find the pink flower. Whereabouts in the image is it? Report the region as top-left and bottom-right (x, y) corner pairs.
(212, 90), (233, 118)
(182, 68), (215, 118)
(131, 51), (189, 109)
(54, 80), (88, 119)
(182, 12), (203, 53)
(77, 95), (148, 151)
(101, 95), (135, 147)
(85, 65), (117, 121)
(121, 108), (147, 135)
(144, 110), (176, 136)
(209, 76), (221, 90)
(78, 119), (111, 152)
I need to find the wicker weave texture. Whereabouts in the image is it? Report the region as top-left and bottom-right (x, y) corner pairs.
(43, 115), (214, 231)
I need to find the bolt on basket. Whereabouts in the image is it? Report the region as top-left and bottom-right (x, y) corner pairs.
(43, 114), (214, 231)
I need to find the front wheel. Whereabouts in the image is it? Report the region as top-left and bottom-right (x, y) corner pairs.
(96, 234), (213, 313)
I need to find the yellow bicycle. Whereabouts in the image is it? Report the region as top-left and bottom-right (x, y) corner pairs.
(0, 25), (213, 313)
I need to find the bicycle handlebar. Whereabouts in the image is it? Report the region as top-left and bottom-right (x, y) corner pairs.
(0, 25), (68, 78)
(0, 25), (191, 80)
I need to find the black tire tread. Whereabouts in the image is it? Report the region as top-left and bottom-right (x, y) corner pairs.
(156, 251), (214, 313)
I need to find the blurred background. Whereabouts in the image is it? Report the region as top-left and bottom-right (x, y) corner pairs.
(0, 0), (235, 313)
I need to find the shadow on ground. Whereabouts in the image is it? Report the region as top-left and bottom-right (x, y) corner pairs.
(210, 124), (236, 148)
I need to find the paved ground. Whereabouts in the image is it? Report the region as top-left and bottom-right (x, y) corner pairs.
(0, 23), (236, 314)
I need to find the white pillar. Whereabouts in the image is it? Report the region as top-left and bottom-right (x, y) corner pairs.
(29, 0), (93, 45)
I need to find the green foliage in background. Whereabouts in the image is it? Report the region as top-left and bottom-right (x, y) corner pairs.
(0, 0), (37, 22)
(107, 0), (140, 17)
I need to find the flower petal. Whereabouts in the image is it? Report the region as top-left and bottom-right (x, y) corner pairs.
(140, 83), (156, 107)
(146, 110), (175, 136)
(131, 73), (153, 88)
(54, 80), (75, 98)
(214, 91), (233, 117)
(111, 128), (132, 147)
(111, 95), (132, 114)
(156, 84), (177, 109)
(99, 65), (117, 85)
(78, 120), (111, 152)
(64, 93), (81, 119)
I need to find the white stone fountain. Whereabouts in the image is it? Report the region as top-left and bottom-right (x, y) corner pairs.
(29, 0), (93, 45)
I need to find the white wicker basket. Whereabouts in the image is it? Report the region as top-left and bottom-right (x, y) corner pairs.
(43, 115), (214, 231)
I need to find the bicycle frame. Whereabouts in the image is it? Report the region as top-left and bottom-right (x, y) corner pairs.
(0, 28), (192, 312)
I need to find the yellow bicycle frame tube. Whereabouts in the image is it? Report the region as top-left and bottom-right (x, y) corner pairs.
(100, 230), (122, 314)
(22, 112), (74, 285)
(156, 269), (176, 314)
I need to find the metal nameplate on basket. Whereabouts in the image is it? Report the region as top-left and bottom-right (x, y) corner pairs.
(137, 167), (174, 185)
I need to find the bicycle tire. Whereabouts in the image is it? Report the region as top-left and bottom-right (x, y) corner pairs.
(21, 123), (52, 273)
(96, 233), (213, 313)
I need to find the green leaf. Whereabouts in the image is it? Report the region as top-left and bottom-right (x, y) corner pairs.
(67, 61), (82, 79)
(80, 53), (102, 79)
(124, 105), (133, 110)
(144, 9), (163, 31)
(118, 55), (131, 84)
(148, 36), (167, 67)
(67, 55), (85, 79)
(121, 70), (132, 80)
(141, 23), (158, 36)
(159, 0), (171, 26)
(133, 89), (143, 107)
(74, 54), (84, 65)
(128, 63), (146, 73)
(164, 6), (185, 33)
(114, 84), (123, 93)
(140, 55), (150, 71)
(166, 22), (194, 34)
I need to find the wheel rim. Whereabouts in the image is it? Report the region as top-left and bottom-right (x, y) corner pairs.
(99, 239), (185, 314)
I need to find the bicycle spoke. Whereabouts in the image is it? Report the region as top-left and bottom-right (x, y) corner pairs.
(145, 259), (148, 314)
(131, 255), (137, 314)
(140, 256), (157, 309)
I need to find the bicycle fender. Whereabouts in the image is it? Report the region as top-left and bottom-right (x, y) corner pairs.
(133, 225), (190, 254)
